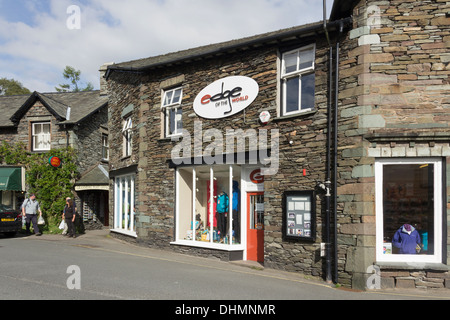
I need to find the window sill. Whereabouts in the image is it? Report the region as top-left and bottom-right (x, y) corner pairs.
(158, 136), (182, 143)
(375, 261), (449, 271)
(273, 109), (317, 122)
(110, 228), (137, 238)
(31, 150), (51, 154)
(171, 240), (245, 252)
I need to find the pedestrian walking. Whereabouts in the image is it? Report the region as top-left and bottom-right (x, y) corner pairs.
(61, 197), (74, 235)
(22, 193), (43, 236)
(63, 198), (76, 238)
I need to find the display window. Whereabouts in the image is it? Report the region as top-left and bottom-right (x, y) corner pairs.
(175, 164), (243, 249)
(375, 158), (443, 263)
(113, 174), (137, 237)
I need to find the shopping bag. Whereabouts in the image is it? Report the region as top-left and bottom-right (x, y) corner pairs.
(38, 216), (45, 225)
(58, 219), (65, 230)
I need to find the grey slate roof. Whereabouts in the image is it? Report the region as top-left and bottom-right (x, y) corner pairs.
(0, 90), (108, 128)
(107, 21), (330, 74)
(75, 163), (109, 187)
(0, 95), (29, 128)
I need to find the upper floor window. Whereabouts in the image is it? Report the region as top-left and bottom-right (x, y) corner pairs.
(281, 44), (316, 116)
(102, 133), (109, 161)
(32, 122), (51, 151)
(122, 116), (132, 157)
(162, 87), (183, 137)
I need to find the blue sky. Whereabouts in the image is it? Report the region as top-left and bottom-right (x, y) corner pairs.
(0, 0), (334, 93)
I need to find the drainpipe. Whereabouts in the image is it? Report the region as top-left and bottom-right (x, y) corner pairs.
(323, 0), (331, 47)
(333, 20), (344, 284)
(323, 0), (333, 284)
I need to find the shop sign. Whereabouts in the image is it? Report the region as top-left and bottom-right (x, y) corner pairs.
(193, 76), (259, 119)
(49, 156), (62, 168)
(250, 169), (264, 184)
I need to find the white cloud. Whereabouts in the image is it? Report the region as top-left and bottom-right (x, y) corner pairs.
(0, 0), (334, 93)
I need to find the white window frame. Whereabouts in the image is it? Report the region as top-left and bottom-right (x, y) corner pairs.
(102, 133), (109, 161)
(375, 158), (443, 264)
(172, 165), (245, 252)
(122, 117), (132, 157)
(32, 122), (51, 151)
(162, 87), (183, 138)
(112, 174), (136, 237)
(281, 44), (316, 116)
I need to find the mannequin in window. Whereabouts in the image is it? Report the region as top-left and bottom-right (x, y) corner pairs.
(216, 191), (229, 239)
(207, 180), (217, 228)
(232, 181), (240, 243)
(392, 224), (421, 254)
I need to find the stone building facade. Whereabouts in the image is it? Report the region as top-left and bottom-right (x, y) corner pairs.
(0, 91), (109, 228)
(332, 0), (450, 289)
(105, 0), (449, 290)
(106, 20), (345, 276)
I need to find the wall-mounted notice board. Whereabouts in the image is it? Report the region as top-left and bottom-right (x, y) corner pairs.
(283, 190), (316, 242)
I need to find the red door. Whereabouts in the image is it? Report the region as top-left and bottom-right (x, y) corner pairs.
(247, 192), (264, 262)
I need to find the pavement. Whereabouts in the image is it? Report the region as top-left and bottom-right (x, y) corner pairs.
(26, 228), (450, 300)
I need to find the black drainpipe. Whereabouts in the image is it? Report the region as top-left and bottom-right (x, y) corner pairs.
(324, 0), (347, 284)
(323, 0), (333, 284)
(325, 46), (333, 284)
(333, 20), (344, 284)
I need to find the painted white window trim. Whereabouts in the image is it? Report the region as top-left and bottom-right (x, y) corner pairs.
(122, 117), (133, 157)
(162, 87), (183, 138)
(113, 174), (137, 237)
(280, 44), (316, 116)
(375, 158), (443, 264)
(174, 165), (245, 251)
(32, 122), (51, 151)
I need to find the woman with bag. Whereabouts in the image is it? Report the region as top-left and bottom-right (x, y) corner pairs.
(63, 198), (76, 238)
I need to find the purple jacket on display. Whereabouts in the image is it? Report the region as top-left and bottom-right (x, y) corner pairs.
(392, 224), (421, 254)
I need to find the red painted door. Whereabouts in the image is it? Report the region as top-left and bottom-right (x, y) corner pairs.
(247, 192), (264, 262)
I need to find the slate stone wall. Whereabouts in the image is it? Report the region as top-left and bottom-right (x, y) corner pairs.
(337, 0), (450, 289)
(107, 36), (332, 277)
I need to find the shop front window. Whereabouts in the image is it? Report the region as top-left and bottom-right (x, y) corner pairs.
(375, 158), (443, 263)
(113, 174), (136, 237)
(175, 165), (242, 248)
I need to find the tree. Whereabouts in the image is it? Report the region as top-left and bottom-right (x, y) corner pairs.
(0, 78), (31, 96)
(0, 141), (79, 232)
(55, 66), (94, 92)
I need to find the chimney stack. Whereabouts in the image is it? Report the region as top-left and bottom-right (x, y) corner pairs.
(99, 62), (114, 96)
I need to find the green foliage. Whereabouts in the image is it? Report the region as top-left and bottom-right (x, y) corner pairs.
(0, 77), (31, 96)
(55, 65), (94, 92)
(0, 142), (79, 231)
(0, 141), (28, 165)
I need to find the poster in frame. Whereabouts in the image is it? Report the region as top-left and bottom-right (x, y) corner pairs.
(283, 190), (316, 242)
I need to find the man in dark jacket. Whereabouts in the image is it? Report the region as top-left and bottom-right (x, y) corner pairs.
(392, 224), (421, 254)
